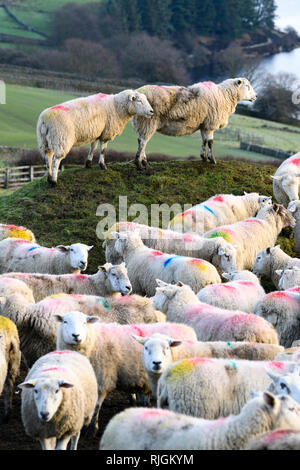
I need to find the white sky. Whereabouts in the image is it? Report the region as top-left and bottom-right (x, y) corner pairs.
(276, 0), (300, 32)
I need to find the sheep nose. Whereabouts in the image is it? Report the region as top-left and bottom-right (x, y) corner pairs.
(40, 411), (49, 421)
(152, 361), (162, 370)
(72, 333), (80, 342)
(126, 285), (132, 292)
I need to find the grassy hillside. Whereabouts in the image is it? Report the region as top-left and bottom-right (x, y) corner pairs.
(1, 83), (300, 163)
(0, 160), (295, 281)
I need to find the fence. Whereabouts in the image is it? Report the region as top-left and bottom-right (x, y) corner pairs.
(240, 142), (293, 160)
(0, 165), (64, 189)
(217, 128), (265, 145)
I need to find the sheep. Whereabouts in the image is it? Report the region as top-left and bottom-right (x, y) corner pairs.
(254, 290), (300, 347)
(0, 223), (36, 242)
(110, 231), (221, 296)
(274, 346), (300, 362)
(271, 152), (300, 207)
(37, 89), (154, 185)
(221, 270), (261, 284)
(0, 238), (93, 275)
(153, 280), (279, 344)
(277, 267), (300, 290)
(99, 392), (300, 450)
(133, 333), (284, 398)
(1, 262), (132, 301)
(0, 315), (21, 423)
(0, 277), (35, 303)
(252, 245), (300, 289)
(156, 357), (297, 419)
(168, 192), (271, 235)
(288, 200), (300, 254)
(55, 311), (197, 436)
(196, 279), (265, 313)
(247, 430), (300, 450)
(203, 203), (296, 271)
(18, 350), (98, 450)
(0, 292), (165, 366)
(133, 78), (257, 169)
(103, 221), (237, 269)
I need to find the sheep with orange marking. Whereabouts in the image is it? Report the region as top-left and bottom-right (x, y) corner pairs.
(0, 224), (36, 242)
(37, 89), (153, 185)
(203, 203), (295, 271)
(0, 315), (21, 423)
(271, 152), (300, 206)
(110, 231), (221, 296)
(55, 310), (197, 436)
(153, 280), (278, 344)
(168, 192), (271, 235)
(157, 357), (297, 419)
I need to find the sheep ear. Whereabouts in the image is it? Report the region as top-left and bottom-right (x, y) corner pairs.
(217, 247), (225, 255)
(263, 391), (277, 408)
(18, 380), (36, 389)
(99, 265), (108, 273)
(110, 231), (120, 240)
(266, 370), (280, 383)
(129, 93), (136, 102)
(271, 175), (282, 181)
(222, 273), (230, 280)
(56, 245), (69, 252)
(87, 245), (94, 251)
(235, 78), (242, 86)
(288, 202), (297, 213)
(131, 334), (147, 345)
(87, 316), (99, 324)
(156, 279), (168, 287)
(176, 281), (183, 287)
(102, 241), (106, 249)
(53, 314), (64, 323)
(58, 381), (74, 389)
(275, 270), (283, 276)
(266, 247), (271, 255)
(169, 339), (182, 348)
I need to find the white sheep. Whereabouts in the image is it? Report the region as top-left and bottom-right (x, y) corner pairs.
(18, 350), (98, 450)
(0, 277), (35, 303)
(271, 153), (300, 206)
(55, 311), (197, 436)
(0, 292), (165, 366)
(104, 221), (236, 268)
(156, 357), (296, 419)
(254, 289), (300, 347)
(247, 430), (300, 450)
(203, 203), (296, 271)
(252, 245), (300, 289)
(168, 192), (271, 235)
(0, 223), (36, 242)
(277, 267), (300, 290)
(153, 280), (278, 344)
(37, 89), (153, 185)
(111, 231), (221, 296)
(196, 279), (265, 313)
(221, 270), (261, 283)
(133, 333), (284, 398)
(99, 392), (300, 450)
(133, 78), (257, 169)
(0, 238), (93, 275)
(2, 262), (132, 301)
(288, 200), (300, 254)
(0, 315), (21, 424)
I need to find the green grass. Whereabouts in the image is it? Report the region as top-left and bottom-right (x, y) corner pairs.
(1, 83), (299, 163)
(0, 160), (296, 281)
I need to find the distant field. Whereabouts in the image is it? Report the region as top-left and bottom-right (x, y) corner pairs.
(0, 83), (299, 163)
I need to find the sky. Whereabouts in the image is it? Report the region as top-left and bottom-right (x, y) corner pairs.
(276, 0), (300, 33)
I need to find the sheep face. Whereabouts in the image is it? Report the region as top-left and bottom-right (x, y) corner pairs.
(252, 248), (271, 278)
(234, 78), (257, 103)
(277, 268), (300, 290)
(262, 393), (300, 430)
(113, 231), (143, 257)
(99, 262), (132, 295)
(268, 365), (300, 406)
(127, 91), (154, 118)
(55, 311), (99, 346)
(133, 333), (181, 375)
(258, 196), (272, 208)
(217, 242), (237, 272)
(19, 378), (74, 422)
(288, 200), (300, 220)
(103, 239), (123, 265)
(57, 243), (93, 272)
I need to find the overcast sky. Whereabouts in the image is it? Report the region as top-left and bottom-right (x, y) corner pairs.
(276, 0), (300, 32)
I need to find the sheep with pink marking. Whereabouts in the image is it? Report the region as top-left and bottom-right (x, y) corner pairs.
(133, 333), (284, 398)
(0, 277), (35, 303)
(168, 192), (271, 235)
(247, 429), (300, 450)
(55, 310), (197, 436)
(37, 89), (153, 185)
(2, 262), (132, 301)
(110, 231), (221, 297)
(0, 224), (36, 243)
(271, 152), (300, 206)
(203, 203), (295, 271)
(0, 238), (93, 275)
(221, 270), (261, 283)
(153, 280), (278, 344)
(197, 279), (265, 313)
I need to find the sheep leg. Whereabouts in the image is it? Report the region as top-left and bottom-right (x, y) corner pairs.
(39, 438), (56, 450)
(50, 155), (64, 186)
(0, 376), (13, 424)
(99, 141), (108, 170)
(85, 140), (98, 169)
(45, 150), (54, 181)
(70, 431), (81, 450)
(135, 134), (154, 170)
(200, 130), (208, 162)
(56, 434), (71, 450)
(208, 139), (216, 164)
(84, 391), (106, 439)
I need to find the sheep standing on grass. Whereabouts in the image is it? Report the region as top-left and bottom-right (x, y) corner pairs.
(99, 392), (300, 450)
(0, 224), (36, 243)
(0, 316), (21, 423)
(271, 153), (300, 206)
(37, 89), (154, 185)
(252, 245), (300, 289)
(19, 350), (98, 450)
(133, 333), (284, 398)
(0, 238), (93, 275)
(104, 221), (236, 268)
(133, 78), (257, 169)
(197, 279), (265, 313)
(153, 280), (278, 344)
(203, 203), (295, 271)
(55, 311), (197, 436)
(2, 262), (132, 301)
(168, 193), (271, 234)
(110, 231), (221, 296)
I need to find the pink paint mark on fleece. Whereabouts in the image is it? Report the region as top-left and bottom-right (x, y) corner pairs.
(269, 291), (290, 299)
(50, 105), (70, 111)
(130, 325), (145, 337)
(189, 258), (205, 265)
(262, 430), (296, 445)
(115, 296), (132, 303)
(201, 81), (215, 88)
(151, 250), (164, 257)
(3, 224), (21, 230)
(74, 274), (87, 281)
(236, 281), (256, 287)
(287, 287), (300, 293)
(226, 314), (253, 325)
(213, 416), (227, 427)
(189, 357), (214, 366)
(220, 284), (236, 291)
(267, 361), (286, 371)
(140, 409), (165, 418)
(49, 350), (74, 355)
(183, 233), (194, 242)
(14, 239), (31, 244)
(182, 210), (194, 217)
(289, 156), (300, 167)
(68, 294), (84, 299)
(95, 93), (108, 99)
(39, 367), (67, 374)
(243, 219), (263, 225)
(211, 196), (224, 203)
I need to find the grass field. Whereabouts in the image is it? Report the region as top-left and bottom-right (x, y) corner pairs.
(0, 83), (299, 163)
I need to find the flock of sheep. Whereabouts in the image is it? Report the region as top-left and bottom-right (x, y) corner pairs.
(2, 77), (300, 451)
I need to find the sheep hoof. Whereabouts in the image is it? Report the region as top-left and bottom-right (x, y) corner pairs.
(99, 163), (107, 170)
(85, 160), (92, 169)
(83, 422), (98, 439)
(134, 159), (144, 171)
(208, 157), (217, 164)
(47, 177), (57, 186)
(200, 154), (208, 162)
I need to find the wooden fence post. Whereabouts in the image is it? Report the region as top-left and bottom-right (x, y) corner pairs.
(4, 168), (9, 189)
(29, 166), (34, 182)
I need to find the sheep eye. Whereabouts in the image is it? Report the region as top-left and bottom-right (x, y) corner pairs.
(289, 407), (295, 412)
(280, 382), (288, 390)
(63, 320), (67, 324)
(55, 389), (59, 394)
(145, 346), (148, 351)
(34, 389), (38, 394)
